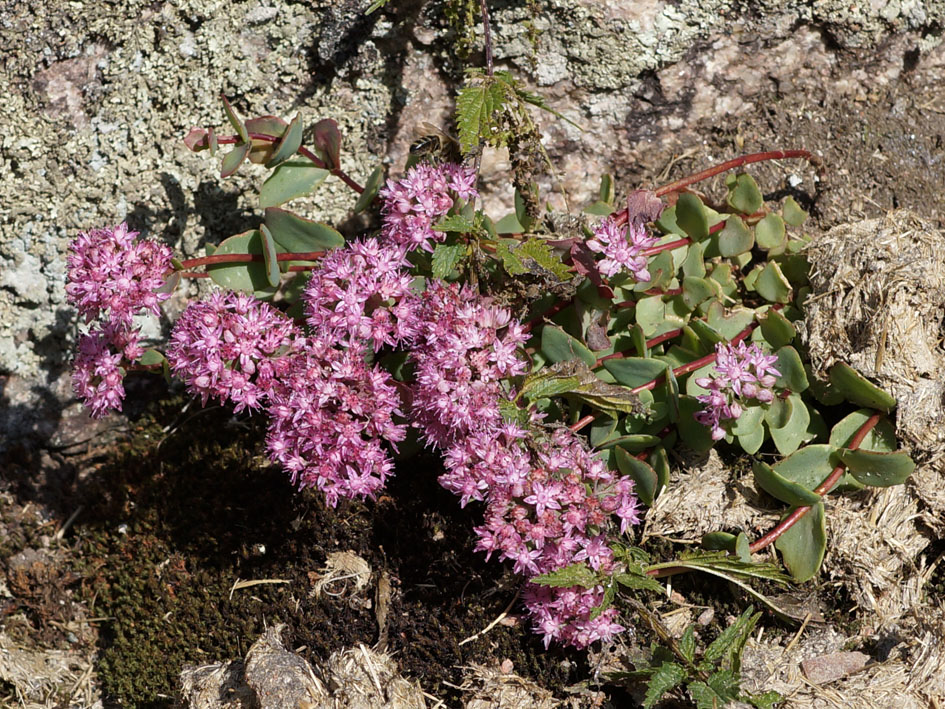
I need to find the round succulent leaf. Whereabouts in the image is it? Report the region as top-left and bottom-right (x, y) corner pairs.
(655, 204), (684, 236)
(735, 532), (752, 563)
(677, 395), (717, 452)
(682, 276), (718, 310)
(590, 415), (619, 447)
(584, 201), (613, 216)
(540, 325), (597, 367)
(738, 424), (765, 454)
(765, 395), (792, 429)
(495, 212), (526, 234)
(829, 409), (898, 452)
(312, 118), (343, 170)
(221, 95), (248, 142)
(675, 192), (709, 240)
(774, 346), (808, 392)
(775, 500), (827, 582)
(769, 393), (811, 455)
(631, 323), (648, 358)
(718, 215), (754, 257)
(137, 349), (166, 367)
(245, 116), (288, 164)
(615, 446), (659, 506)
(755, 213), (787, 250)
(755, 261), (792, 304)
(753, 459), (822, 506)
(264, 113), (303, 169)
(732, 404), (764, 436)
(828, 363), (897, 412)
(207, 230), (277, 297)
(258, 223), (281, 287)
(838, 449), (915, 487)
(771, 443), (858, 493)
(264, 208), (344, 253)
(643, 250), (676, 291)
(602, 433), (662, 453)
(665, 364), (680, 423)
(707, 262), (737, 298)
(688, 318), (725, 348)
(782, 196), (809, 226)
(259, 157), (330, 208)
(776, 254), (812, 286)
(660, 345), (700, 370)
(702, 531), (737, 552)
(805, 364), (846, 406)
(684, 362), (717, 397)
(759, 308), (796, 349)
(634, 295), (666, 337)
(682, 241), (706, 278)
(705, 302), (755, 340)
(603, 357), (667, 388)
(726, 173), (763, 215)
(648, 446), (671, 495)
(220, 142), (250, 178)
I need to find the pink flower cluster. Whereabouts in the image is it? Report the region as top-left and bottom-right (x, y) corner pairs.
(265, 341), (406, 507)
(442, 424), (639, 649)
(66, 223), (173, 418)
(304, 239), (419, 351)
(409, 281), (528, 448)
(166, 291), (303, 413)
(587, 217), (657, 282)
(695, 341), (782, 440)
(380, 163), (478, 252)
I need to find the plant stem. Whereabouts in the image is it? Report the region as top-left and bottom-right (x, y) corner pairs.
(178, 251), (325, 270)
(480, 0), (494, 77)
(215, 133), (365, 194)
(747, 412), (881, 554)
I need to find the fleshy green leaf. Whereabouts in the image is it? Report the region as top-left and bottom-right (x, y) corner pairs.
(753, 459), (822, 506)
(615, 446), (659, 505)
(540, 325), (597, 367)
(221, 95), (248, 143)
(265, 112), (303, 168)
(259, 157), (330, 208)
(311, 118), (342, 170)
(678, 395), (716, 452)
(782, 196), (808, 226)
(838, 449), (915, 487)
(682, 276), (718, 310)
(705, 302), (755, 340)
(755, 213), (786, 250)
(258, 223), (281, 287)
(759, 308), (796, 349)
(718, 215), (754, 256)
(354, 165), (384, 213)
(829, 409), (897, 452)
(772, 443), (857, 493)
(264, 208), (344, 252)
(755, 261), (792, 303)
(769, 392), (811, 455)
(206, 230), (277, 297)
(603, 357), (667, 388)
(682, 241), (706, 278)
(137, 349), (166, 366)
(220, 142), (250, 178)
(431, 243), (467, 278)
(245, 115), (288, 164)
(774, 346), (809, 392)
(675, 193), (709, 240)
(533, 562), (597, 588)
(828, 363), (897, 412)
(726, 173), (763, 214)
(775, 501), (826, 582)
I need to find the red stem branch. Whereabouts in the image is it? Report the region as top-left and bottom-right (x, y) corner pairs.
(178, 251), (325, 270)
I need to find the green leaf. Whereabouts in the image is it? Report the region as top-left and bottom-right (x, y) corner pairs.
(207, 230), (277, 297)
(245, 115), (288, 164)
(738, 424), (765, 455)
(782, 196), (808, 226)
(682, 241), (706, 278)
(533, 562), (597, 588)
(775, 501), (826, 582)
(456, 78), (507, 153)
(828, 363), (897, 412)
(495, 212), (525, 234)
(524, 360), (645, 416)
(366, 0), (390, 13)
(311, 118), (342, 170)
(220, 142), (250, 178)
(265, 112), (302, 168)
(495, 238), (571, 280)
(759, 308), (796, 349)
(599, 174), (615, 203)
(431, 243), (467, 279)
(137, 349), (166, 366)
(655, 205), (684, 237)
(590, 415), (618, 447)
(774, 346), (808, 392)
(221, 95), (248, 143)
(682, 276), (718, 310)
(635, 295), (666, 337)
(354, 165), (384, 214)
(615, 446), (659, 505)
(540, 325), (597, 367)
(258, 223), (281, 287)
(705, 302), (755, 340)
(264, 208), (344, 252)
(718, 215), (754, 256)
(643, 663), (687, 709)
(829, 409), (898, 452)
(726, 173), (763, 214)
(838, 449), (915, 487)
(650, 446), (671, 496)
(704, 607), (759, 666)
(765, 394), (792, 429)
(747, 690), (783, 709)
(771, 443), (854, 493)
(675, 193), (709, 240)
(769, 393), (811, 455)
(434, 213), (477, 233)
(678, 396), (717, 452)
(688, 319), (725, 348)
(732, 404), (764, 437)
(516, 85), (583, 130)
(259, 157), (330, 208)
(603, 357), (667, 388)
(600, 433), (661, 452)
(755, 261), (792, 303)
(755, 213), (786, 250)
(584, 200), (614, 216)
(752, 459), (822, 506)
(679, 626), (696, 663)
(615, 571), (664, 593)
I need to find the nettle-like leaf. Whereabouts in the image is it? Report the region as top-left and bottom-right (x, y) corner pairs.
(643, 663), (687, 709)
(433, 213), (477, 233)
(533, 562), (598, 588)
(431, 243), (467, 279)
(495, 238), (572, 280)
(456, 75), (508, 153)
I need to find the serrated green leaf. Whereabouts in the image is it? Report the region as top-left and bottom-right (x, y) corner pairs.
(615, 571), (664, 593)
(434, 213), (477, 233)
(776, 500), (826, 582)
(782, 196), (808, 226)
(753, 459), (822, 506)
(718, 215), (754, 256)
(828, 362), (897, 412)
(265, 112), (302, 168)
(523, 360), (644, 416)
(258, 223), (281, 287)
(643, 662), (687, 709)
(726, 173), (763, 214)
(456, 78), (507, 153)
(496, 238), (571, 280)
(705, 607), (758, 666)
(838, 449), (915, 487)
(679, 626), (696, 663)
(747, 690), (783, 709)
(264, 208), (344, 252)
(533, 562), (597, 588)
(431, 243), (467, 279)
(354, 165), (384, 214)
(259, 157), (330, 208)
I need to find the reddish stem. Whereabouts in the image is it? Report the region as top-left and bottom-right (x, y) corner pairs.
(748, 413), (881, 553)
(654, 149), (821, 198)
(215, 133), (365, 194)
(178, 251), (325, 270)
